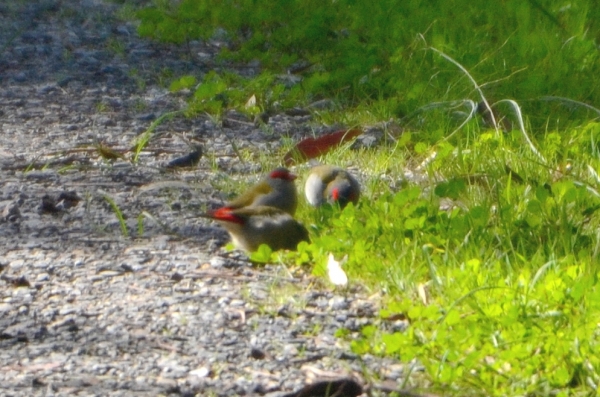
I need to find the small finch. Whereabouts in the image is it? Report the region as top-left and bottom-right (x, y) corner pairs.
(202, 205), (309, 252)
(305, 165), (360, 208)
(225, 167), (298, 216)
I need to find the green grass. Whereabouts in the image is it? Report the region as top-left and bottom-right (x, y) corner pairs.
(136, 0), (600, 130)
(309, 122), (600, 395)
(129, 0), (600, 394)
(102, 194), (129, 237)
(148, 44), (600, 397)
(239, 108), (600, 396)
(225, 90), (597, 397)
(191, 55), (600, 395)
(130, 110), (183, 163)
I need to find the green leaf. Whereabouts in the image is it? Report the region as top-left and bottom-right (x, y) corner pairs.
(382, 332), (405, 354)
(194, 80), (227, 101)
(404, 215), (426, 230)
(414, 142), (428, 154)
(170, 75), (197, 92)
(443, 310), (461, 326)
(434, 179), (467, 200)
(249, 244), (273, 263)
(467, 206), (488, 228)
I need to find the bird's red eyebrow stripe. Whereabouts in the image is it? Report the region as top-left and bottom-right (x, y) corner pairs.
(270, 169), (297, 180)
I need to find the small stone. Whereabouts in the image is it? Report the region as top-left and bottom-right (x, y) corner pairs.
(57, 76), (74, 87)
(35, 273), (49, 282)
(115, 25), (130, 35)
(329, 296), (349, 310)
(120, 264), (133, 272)
(13, 72), (27, 82)
(9, 259), (25, 270)
(335, 313), (348, 322)
(155, 377), (177, 388)
(229, 299), (245, 307)
(189, 367), (210, 378)
(96, 115), (116, 126)
(136, 113), (155, 121)
(282, 344), (298, 357)
(38, 84), (58, 94)
(2, 201), (20, 222)
(59, 305), (76, 316)
(209, 257), (226, 268)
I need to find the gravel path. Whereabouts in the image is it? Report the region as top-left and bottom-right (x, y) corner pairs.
(0, 1), (418, 396)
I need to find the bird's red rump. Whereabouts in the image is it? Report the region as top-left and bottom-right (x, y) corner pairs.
(210, 207), (244, 224)
(270, 169), (297, 181)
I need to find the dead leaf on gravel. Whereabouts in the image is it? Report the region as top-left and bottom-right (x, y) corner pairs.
(283, 128), (362, 166)
(95, 142), (125, 160)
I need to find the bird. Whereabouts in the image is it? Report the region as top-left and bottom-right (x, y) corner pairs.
(283, 378), (363, 397)
(166, 144), (203, 169)
(201, 205), (310, 252)
(224, 167), (298, 216)
(304, 165), (360, 208)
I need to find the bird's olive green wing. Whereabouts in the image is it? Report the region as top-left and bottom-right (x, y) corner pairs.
(230, 205), (287, 217)
(226, 182), (273, 208)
